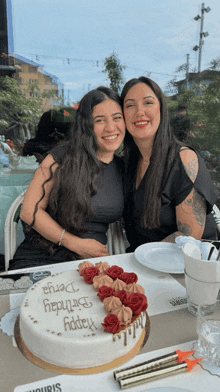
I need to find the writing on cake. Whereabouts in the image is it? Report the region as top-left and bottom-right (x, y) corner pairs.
(64, 315), (98, 331)
(42, 280), (79, 295)
(43, 296), (93, 316)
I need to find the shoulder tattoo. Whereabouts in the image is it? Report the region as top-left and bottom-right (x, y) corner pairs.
(184, 158), (198, 182)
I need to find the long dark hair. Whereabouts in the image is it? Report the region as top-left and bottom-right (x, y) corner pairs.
(48, 87), (122, 232)
(27, 87), (122, 255)
(22, 109), (74, 163)
(121, 77), (179, 229)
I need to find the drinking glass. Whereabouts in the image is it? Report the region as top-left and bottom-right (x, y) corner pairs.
(197, 300), (220, 365)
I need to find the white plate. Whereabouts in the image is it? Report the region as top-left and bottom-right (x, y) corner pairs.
(134, 242), (184, 274)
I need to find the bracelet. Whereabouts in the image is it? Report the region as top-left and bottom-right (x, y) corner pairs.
(58, 229), (66, 246)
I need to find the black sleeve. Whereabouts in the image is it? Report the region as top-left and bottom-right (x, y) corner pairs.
(162, 150), (219, 213)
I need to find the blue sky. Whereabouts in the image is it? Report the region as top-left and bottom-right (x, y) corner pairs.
(10, 0), (220, 104)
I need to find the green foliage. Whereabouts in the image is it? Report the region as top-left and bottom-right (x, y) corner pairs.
(167, 76), (220, 183)
(175, 63), (187, 73)
(188, 80), (220, 155)
(166, 97), (178, 116)
(166, 56), (220, 188)
(0, 76), (41, 127)
(102, 52), (125, 93)
(0, 76), (61, 142)
(209, 57), (220, 70)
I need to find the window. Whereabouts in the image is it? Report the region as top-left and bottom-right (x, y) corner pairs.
(29, 92), (38, 97)
(29, 66), (37, 73)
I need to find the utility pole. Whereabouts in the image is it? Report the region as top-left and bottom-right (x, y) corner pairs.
(186, 54), (190, 89)
(198, 5), (204, 74)
(61, 87), (64, 105)
(193, 3), (211, 75)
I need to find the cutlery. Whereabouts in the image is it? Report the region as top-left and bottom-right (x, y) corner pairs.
(207, 246), (215, 260)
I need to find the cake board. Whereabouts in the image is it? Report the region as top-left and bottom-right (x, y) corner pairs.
(14, 313), (150, 375)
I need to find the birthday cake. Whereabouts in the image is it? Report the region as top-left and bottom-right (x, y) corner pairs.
(19, 261), (148, 371)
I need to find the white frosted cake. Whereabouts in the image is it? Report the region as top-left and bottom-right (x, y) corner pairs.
(19, 262), (148, 370)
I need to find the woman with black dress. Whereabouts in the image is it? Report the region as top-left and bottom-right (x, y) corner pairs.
(9, 87), (125, 269)
(121, 77), (219, 252)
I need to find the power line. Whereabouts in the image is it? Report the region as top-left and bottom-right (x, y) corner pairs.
(13, 51), (179, 78)
(126, 66), (178, 77)
(13, 51), (99, 65)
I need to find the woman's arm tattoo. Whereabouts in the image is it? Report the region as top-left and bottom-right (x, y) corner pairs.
(184, 191), (206, 227)
(185, 159), (198, 182)
(177, 221), (192, 236)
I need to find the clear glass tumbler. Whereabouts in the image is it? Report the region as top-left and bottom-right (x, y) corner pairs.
(197, 300), (220, 365)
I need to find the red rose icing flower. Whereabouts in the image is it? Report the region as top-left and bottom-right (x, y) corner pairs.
(102, 314), (121, 334)
(124, 293), (148, 315)
(98, 286), (115, 301)
(81, 267), (100, 284)
(120, 272), (138, 285)
(106, 266), (124, 280)
(113, 290), (128, 303)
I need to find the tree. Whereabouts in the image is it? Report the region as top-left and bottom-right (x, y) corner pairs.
(209, 57), (220, 70)
(188, 80), (220, 155)
(0, 76), (60, 146)
(166, 59), (220, 184)
(102, 52), (125, 93)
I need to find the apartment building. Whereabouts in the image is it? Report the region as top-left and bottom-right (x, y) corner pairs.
(11, 54), (61, 111)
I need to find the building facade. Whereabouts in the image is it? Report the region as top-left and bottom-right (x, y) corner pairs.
(10, 54), (61, 111)
(176, 70), (220, 95)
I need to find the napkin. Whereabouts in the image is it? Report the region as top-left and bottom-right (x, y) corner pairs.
(178, 238), (220, 282)
(175, 236), (218, 261)
(175, 236), (201, 248)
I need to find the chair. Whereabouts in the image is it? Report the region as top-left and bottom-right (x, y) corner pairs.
(4, 192), (126, 271)
(212, 204), (220, 234)
(4, 190), (26, 271)
(107, 220), (126, 255)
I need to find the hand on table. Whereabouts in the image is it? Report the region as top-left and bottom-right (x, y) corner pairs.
(76, 239), (110, 259)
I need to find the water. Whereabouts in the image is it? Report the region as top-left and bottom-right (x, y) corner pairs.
(198, 321), (220, 365)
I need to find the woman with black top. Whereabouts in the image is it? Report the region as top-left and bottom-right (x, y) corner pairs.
(9, 87), (125, 270)
(121, 77), (219, 252)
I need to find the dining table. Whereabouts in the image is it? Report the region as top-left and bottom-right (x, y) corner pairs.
(1, 251), (220, 392)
